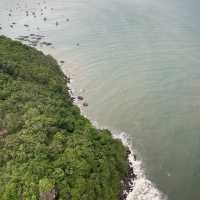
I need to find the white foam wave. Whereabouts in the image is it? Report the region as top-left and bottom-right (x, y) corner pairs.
(116, 132), (167, 200)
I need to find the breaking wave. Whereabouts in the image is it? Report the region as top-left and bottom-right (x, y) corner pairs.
(116, 132), (167, 200)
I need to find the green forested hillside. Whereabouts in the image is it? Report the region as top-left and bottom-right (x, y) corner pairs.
(0, 36), (128, 200)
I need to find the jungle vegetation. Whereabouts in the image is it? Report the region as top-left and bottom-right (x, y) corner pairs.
(0, 36), (128, 200)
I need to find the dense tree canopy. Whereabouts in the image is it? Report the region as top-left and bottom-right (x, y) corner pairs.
(0, 36), (128, 200)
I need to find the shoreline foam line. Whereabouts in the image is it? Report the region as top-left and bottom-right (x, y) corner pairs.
(116, 132), (167, 200)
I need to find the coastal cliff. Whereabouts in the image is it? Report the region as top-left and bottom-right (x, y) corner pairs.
(0, 36), (130, 200)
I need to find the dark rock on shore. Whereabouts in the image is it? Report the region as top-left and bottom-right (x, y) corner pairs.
(83, 102), (88, 107)
(16, 34), (51, 48)
(41, 41), (52, 46)
(63, 74), (70, 83)
(16, 35), (43, 47)
(77, 96), (84, 101)
(71, 96), (75, 102)
(119, 149), (136, 200)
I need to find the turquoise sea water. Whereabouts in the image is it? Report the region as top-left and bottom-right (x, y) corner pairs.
(1, 0), (200, 199)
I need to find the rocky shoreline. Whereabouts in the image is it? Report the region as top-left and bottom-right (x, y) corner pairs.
(119, 149), (136, 200)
